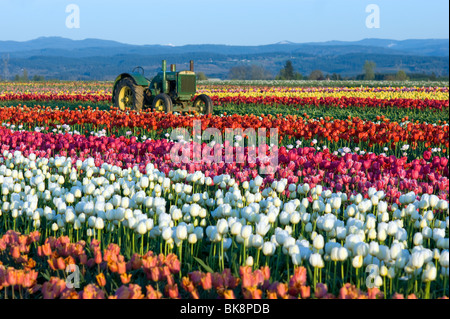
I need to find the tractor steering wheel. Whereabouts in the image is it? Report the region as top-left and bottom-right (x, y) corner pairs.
(132, 66), (145, 75)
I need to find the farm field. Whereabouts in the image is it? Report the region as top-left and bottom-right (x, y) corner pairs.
(0, 80), (448, 300)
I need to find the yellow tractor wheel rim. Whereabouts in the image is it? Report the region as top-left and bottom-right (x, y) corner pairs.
(194, 99), (205, 113)
(155, 99), (165, 112)
(118, 86), (133, 110)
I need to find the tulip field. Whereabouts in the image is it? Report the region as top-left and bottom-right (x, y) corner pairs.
(0, 81), (449, 300)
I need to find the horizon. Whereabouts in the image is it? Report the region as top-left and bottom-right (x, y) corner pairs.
(2, 35), (449, 48)
(0, 0), (448, 46)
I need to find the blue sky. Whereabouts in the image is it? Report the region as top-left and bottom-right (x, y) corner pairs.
(0, 0), (448, 45)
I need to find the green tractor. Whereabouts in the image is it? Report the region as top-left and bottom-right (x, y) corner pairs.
(112, 60), (213, 114)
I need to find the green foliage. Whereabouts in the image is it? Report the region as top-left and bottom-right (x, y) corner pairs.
(308, 70), (325, 80)
(12, 69), (44, 82)
(395, 70), (409, 81)
(22, 69), (28, 81)
(363, 61), (376, 80)
(330, 73), (342, 80)
(430, 72), (437, 81)
(196, 72), (208, 81)
(228, 64), (273, 80)
(276, 60), (303, 80)
(32, 75), (45, 82)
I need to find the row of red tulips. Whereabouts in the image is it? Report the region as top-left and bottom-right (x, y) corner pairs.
(1, 106), (449, 152)
(1, 93), (449, 111)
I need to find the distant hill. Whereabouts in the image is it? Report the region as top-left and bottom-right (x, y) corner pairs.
(0, 37), (448, 80)
(311, 39), (449, 57)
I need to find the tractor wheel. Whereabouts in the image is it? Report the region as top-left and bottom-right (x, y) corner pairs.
(193, 94), (213, 114)
(152, 93), (173, 113)
(114, 77), (144, 111)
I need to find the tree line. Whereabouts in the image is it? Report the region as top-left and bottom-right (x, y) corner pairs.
(227, 60), (449, 81)
(0, 68), (45, 82)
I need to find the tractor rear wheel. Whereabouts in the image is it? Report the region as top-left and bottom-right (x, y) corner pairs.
(193, 94), (213, 114)
(152, 93), (173, 113)
(114, 77), (144, 111)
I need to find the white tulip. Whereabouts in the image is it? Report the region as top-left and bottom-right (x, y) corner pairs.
(65, 210), (75, 224)
(322, 216), (335, 232)
(94, 218), (104, 230)
(241, 225), (252, 239)
(374, 275), (383, 288)
(255, 219), (271, 237)
(230, 222), (242, 236)
(386, 221), (398, 236)
(429, 195), (439, 208)
(217, 219), (229, 234)
(162, 227), (173, 241)
(377, 229), (387, 242)
(330, 247), (340, 262)
(422, 263), (437, 282)
(378, 201), (388, 214)
(371, 195), (379, 206)
(440, 251), (449, 268)
(51, 223), (59, 232)
(413, 232), (423, 246)
(338, 247), (348, 261)
(352, 255), (363, 268)
(422, 226), (432, 239)
(171, 208), (182, 221)
(262, 242), (276, 256)
(411, 252), (425, 269)
(251, 234), (264, 249)
(369, 241), (379, 256)
(437, 200), (448, 211)
(379, 265), (388, 277)
(188, 233), (198, 245)
(330, 196), (341, 210)
(313, 234), (324, 250)
(309, 253), (324, 268)
(136, 222), (147, 235)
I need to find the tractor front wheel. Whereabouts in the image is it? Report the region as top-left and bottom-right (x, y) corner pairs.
(114, 77), (144, 111)
(152, 93), (173, 113)
(193, 94), (213, 114)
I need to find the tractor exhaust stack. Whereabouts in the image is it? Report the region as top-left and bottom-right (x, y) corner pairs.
(162, 60), (167, 93)
(190, 60), (194, 72)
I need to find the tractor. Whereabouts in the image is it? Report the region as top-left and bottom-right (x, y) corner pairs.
(112, 60), (213, 114)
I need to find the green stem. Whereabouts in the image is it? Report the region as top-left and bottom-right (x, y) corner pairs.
(356, 268), (360, 290)
(178, 244), (183, 279)
(314, 267), (317, 293)
(425, 281), (431, 299)
(333, 261), (337, 292)
(286, 254), (290, 282)
(255, 249), (260, 270)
